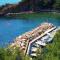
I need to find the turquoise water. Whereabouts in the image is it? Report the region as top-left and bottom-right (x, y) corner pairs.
(0, 18), (60, 47)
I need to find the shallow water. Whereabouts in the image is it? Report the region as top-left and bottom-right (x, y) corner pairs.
(0, 18), (60, 47)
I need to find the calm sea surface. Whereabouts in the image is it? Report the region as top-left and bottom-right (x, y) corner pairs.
(0, 18), (60, 47)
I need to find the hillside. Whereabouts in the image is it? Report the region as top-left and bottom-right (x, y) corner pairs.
(0, 0), (60, 16)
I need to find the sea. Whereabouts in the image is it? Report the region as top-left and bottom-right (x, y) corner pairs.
(0, 17), (60, 47)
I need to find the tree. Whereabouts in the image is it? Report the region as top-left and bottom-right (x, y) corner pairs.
(53, 0), (60, 10)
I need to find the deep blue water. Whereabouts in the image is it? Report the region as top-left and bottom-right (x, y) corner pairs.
(0, 18), (60, 47)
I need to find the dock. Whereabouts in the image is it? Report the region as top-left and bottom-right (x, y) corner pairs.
(10, 22), (59, 56)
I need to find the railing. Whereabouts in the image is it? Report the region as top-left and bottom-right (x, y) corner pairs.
(27, 26), (56, 54)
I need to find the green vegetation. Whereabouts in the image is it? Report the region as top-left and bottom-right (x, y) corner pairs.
(7, 12), (60, 19)
(33, 30), (60, 60)
(43, 30), (60, 60)
(0, 47), (30, 60)
(0, 30), (60, 60)
(0, 0), (60, 16)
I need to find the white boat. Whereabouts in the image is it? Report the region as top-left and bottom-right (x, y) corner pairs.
(35, 41), (46, 46)
(31, 47), (37, 52)
(41, 35), (51, 43)
(30, 53), (37, 57)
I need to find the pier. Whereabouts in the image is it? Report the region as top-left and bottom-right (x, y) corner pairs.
(10, 22), (59, 56)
